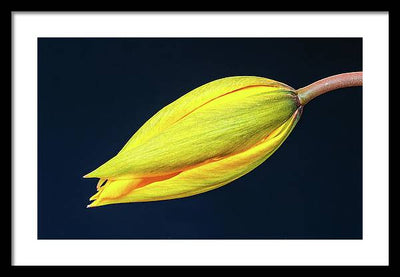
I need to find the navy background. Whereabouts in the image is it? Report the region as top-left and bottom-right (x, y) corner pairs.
(38, 38), (362, 239)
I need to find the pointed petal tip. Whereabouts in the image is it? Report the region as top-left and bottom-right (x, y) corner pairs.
(87, 194), (99, 207)
(87, 199), (108, 208)
(83, 172), (96, 179)
(89, 192), (99, 201)
(82, 172), (91, 178)
(87, 201), (98, 208)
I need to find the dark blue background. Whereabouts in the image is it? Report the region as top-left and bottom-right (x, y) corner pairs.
(38, 38), (362, 239)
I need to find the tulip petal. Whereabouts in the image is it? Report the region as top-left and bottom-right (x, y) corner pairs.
(85, 86), (298, 179)
(88, 108), (302, 207)
(119, 76), (294, 153)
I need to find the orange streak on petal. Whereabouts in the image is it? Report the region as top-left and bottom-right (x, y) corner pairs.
(96, 171), (181, 201)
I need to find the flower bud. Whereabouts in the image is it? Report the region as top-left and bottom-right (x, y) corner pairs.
(85, 76), (302, 207)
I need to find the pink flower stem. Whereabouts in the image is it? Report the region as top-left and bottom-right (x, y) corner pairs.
(296, 72), (363, 106)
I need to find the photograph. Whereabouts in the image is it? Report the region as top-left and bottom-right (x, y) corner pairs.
(38, 37), (362, 239)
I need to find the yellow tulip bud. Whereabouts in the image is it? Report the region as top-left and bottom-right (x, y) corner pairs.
(84, 76), (303, 207)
